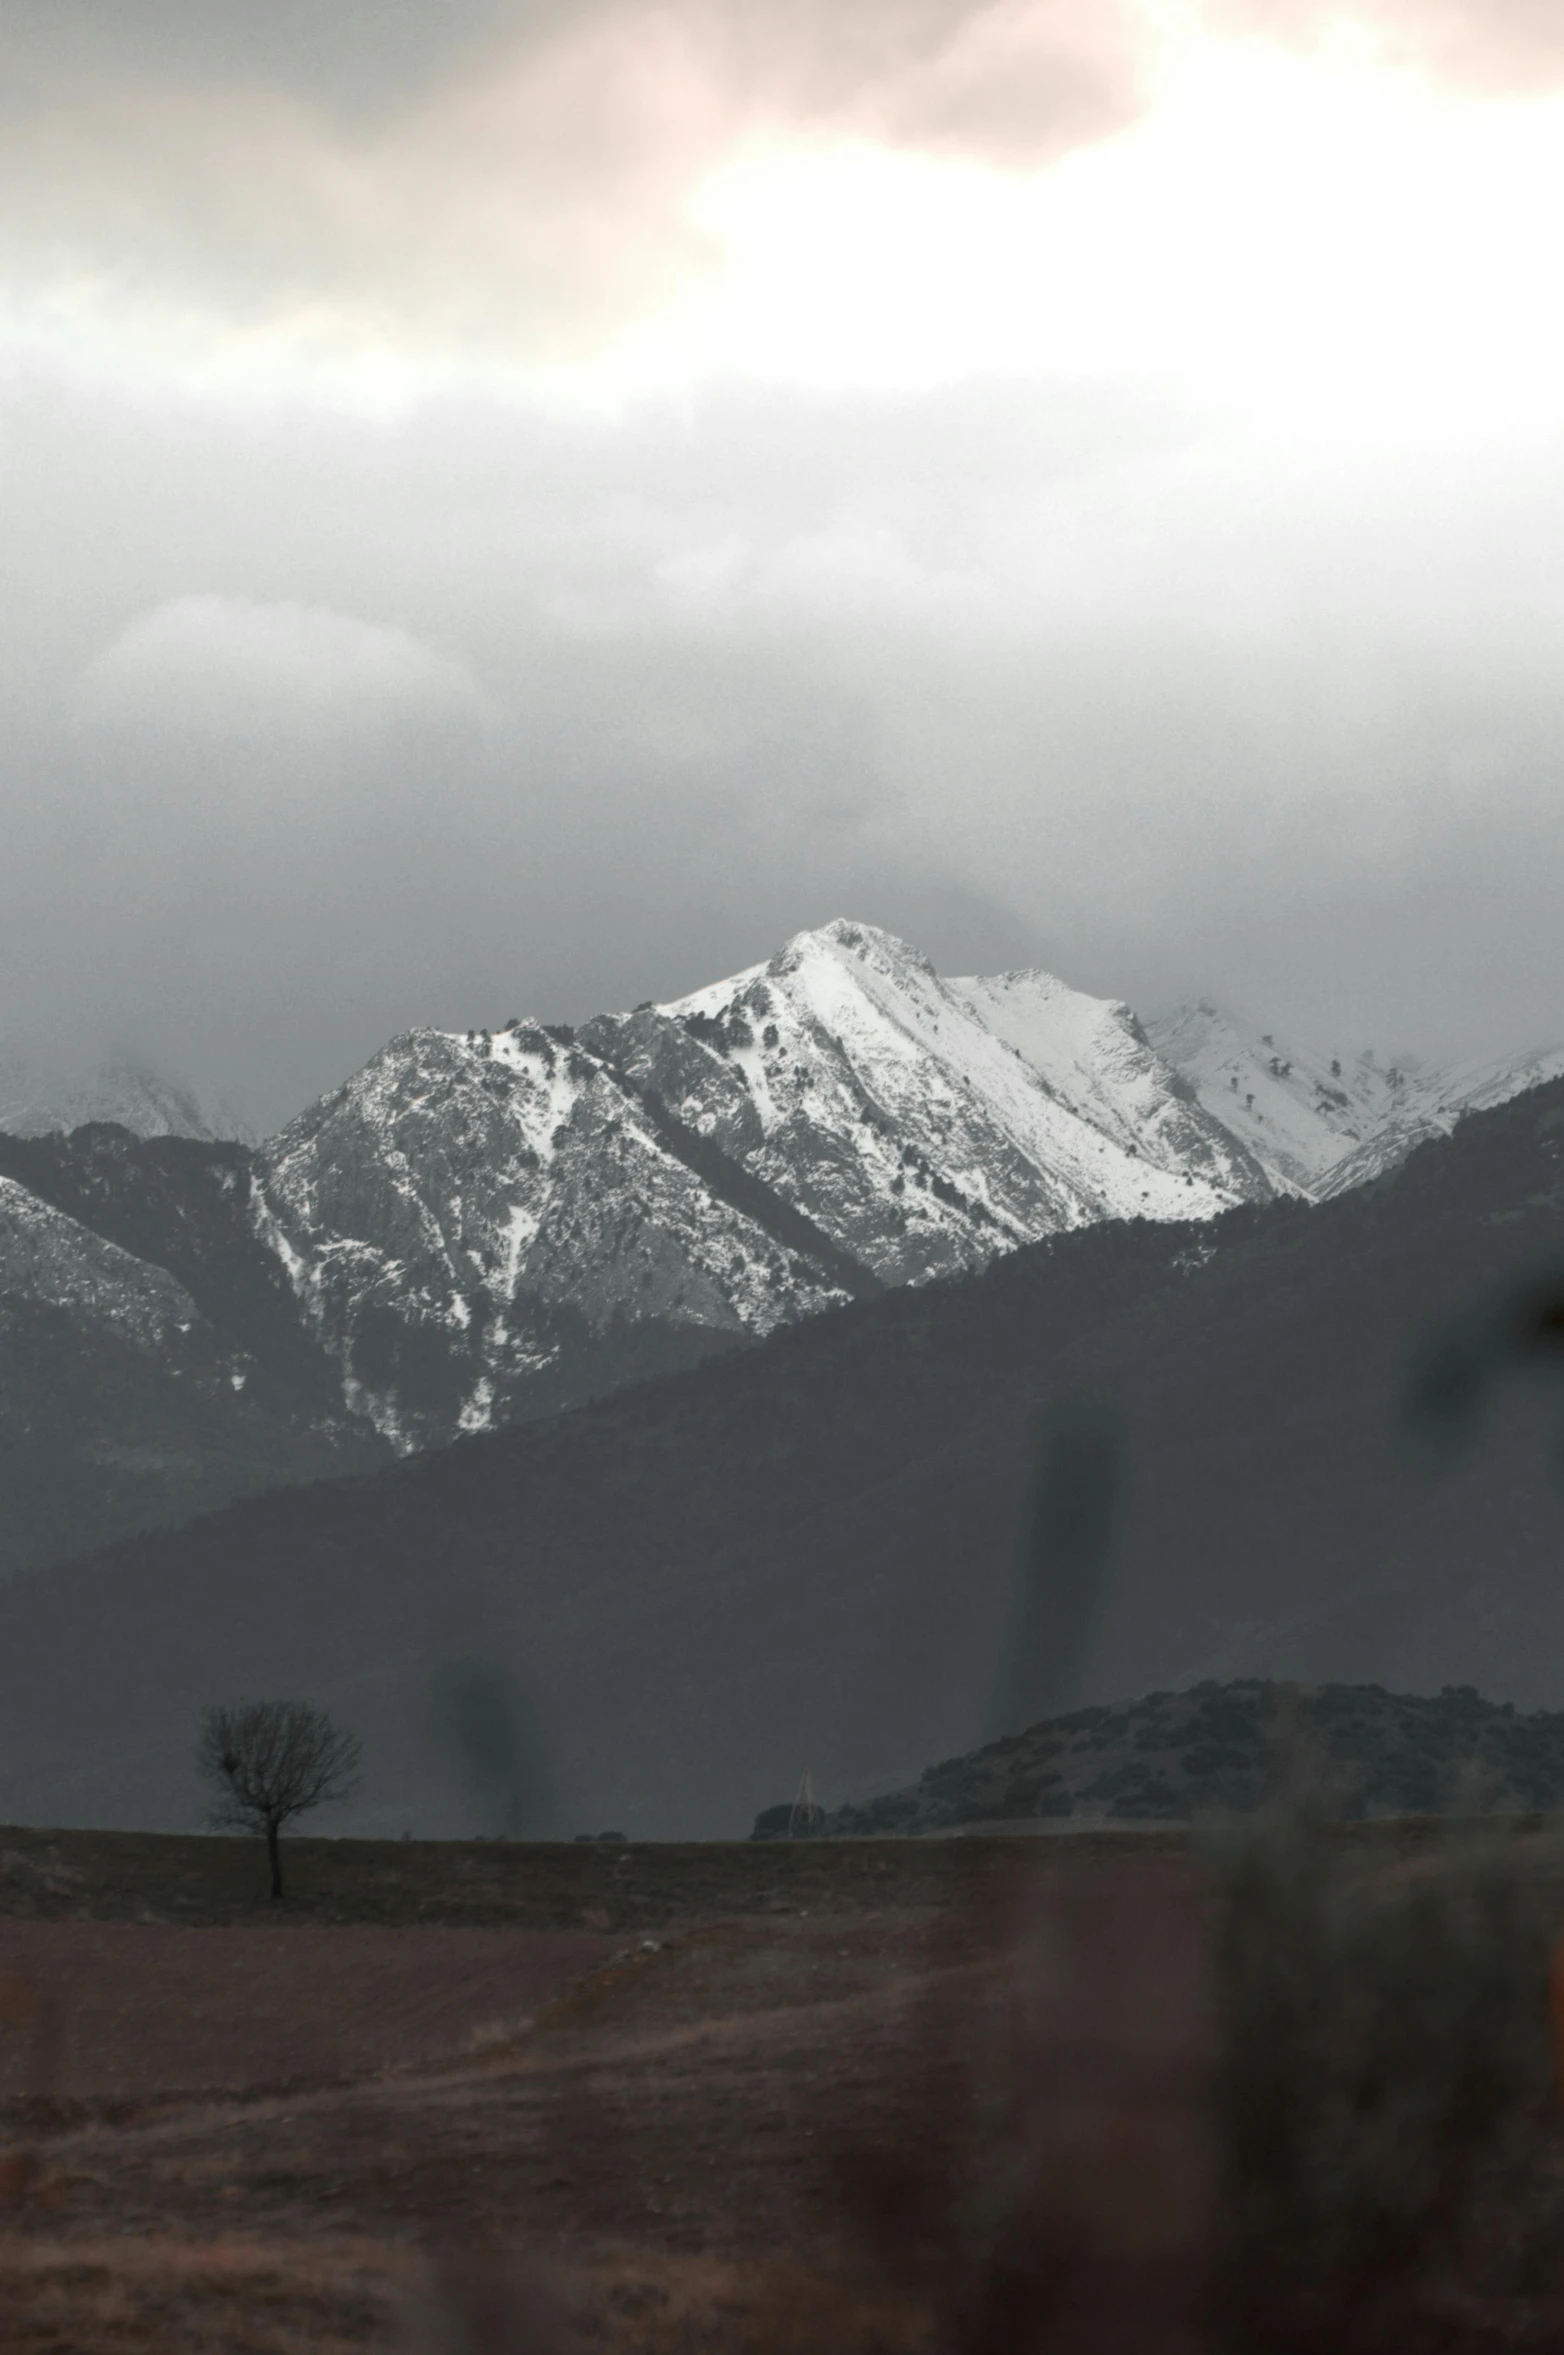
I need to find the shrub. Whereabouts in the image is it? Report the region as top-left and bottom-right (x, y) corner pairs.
(1214, 1821), (1564, 2345)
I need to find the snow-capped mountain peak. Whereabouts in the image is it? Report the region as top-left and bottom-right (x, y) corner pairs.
(945, 965), (1266, 1192)
(600, 918), (1269, 1288)
(249, 918), (1292, 1447)
(16, 916), (1560, 1581)
(229, 922), (1564, 1452)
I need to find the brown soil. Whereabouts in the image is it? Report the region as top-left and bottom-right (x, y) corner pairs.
(0, 1923), (613, 2101)
(0, 1841), (1206, 2350)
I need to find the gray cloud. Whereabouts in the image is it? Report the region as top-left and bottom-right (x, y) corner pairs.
(0, 0), (1143, 136)
(0, 1), (523, 118)
(78, 596), (492, 743)
(2, 7), (1563, 1132)
(2, 370), (1563, 1130)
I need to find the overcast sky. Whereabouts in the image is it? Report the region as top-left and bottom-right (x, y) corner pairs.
(3, 0), (1564, 1128)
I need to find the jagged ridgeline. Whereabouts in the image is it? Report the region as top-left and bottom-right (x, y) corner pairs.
(753, 1681), (1564, 1836)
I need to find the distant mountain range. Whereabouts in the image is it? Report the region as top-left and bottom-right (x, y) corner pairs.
(1, 1072), (1561, 1838)
(0, 1046), (251, 1145)
(0, 920), (1558, 1573)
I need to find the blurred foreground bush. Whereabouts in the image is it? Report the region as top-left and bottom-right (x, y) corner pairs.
(1216, 1821), (1564, 2351)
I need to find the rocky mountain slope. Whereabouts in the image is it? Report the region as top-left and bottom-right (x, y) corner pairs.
(250, 921), (1271, 1447)
(758, 1680), (1564, 1834)
(1148, 1001), (1564, 1199)
(0, 1127), (386, 1578)
(255, 923), (1559, 1450)
(252, 1006), (856, 1455)
(2, 1076), (1561, 1839)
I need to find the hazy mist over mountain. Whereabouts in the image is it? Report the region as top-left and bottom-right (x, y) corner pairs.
(3, 2), (1564, 1129)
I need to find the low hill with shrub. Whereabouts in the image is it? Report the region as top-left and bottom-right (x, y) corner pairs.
(755, 1680), (1564, 1835)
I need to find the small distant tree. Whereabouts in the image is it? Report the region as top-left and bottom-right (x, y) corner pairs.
(196, 1699), (362, 1901)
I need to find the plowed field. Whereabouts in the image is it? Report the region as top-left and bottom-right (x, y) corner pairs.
(0, 1840), (1217, 2353)
(0, 1922), (612, 2101)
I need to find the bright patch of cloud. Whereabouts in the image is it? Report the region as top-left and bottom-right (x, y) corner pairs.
(1214, 0), (1564, 95)
(2, 0), (1561, 425)
(0, 0), (1145, 402)
(680, 45), (1564, 427)
(78, 597), (491, 746)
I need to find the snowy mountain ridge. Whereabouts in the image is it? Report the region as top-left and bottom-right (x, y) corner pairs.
(2, 920), (1558, 1472)
(1146, 999), (1564, 1200)
(249, 919), (1282, 1446)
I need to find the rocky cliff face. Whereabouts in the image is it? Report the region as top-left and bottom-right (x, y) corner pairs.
(253, 1016), (854, 1451)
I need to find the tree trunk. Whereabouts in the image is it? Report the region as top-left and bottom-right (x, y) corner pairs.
(267, 1820), (283, 1902)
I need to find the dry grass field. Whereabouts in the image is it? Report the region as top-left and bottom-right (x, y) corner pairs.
(2, 1820), (1564, 2351)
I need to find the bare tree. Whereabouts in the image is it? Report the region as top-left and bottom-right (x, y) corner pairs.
(196, 1699), (361, 1900)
